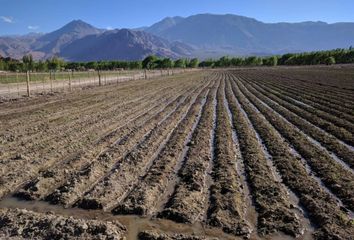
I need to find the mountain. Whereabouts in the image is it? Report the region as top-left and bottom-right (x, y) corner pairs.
(33, 20), (104, 55)
(144, 13), (354, 56)
(60, 29), (193, 61)
(0, 20), (192, 61)
(1, 14), (354, 61)
(0, 20), (103, 60)
(146, 17), (185, 34)
(0, 34), (40, 59)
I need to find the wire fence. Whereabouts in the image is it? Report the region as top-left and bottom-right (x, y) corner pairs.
(0, 68), (192, 99)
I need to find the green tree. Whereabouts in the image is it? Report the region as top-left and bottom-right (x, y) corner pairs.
(188, 58), (199, 68)
(263, 56), (278, 66)
(129, 61), (142, 69)
(47, 56), (64, 71)
(158, 58), (173, 69)
(174, 59), (186, 68)
(142, 55), (158, 69)
(22, 54), (34, 71)
(245, 56), (262, 66)
(35, 60), (47, 72)
(199, 59), (215, 68)
(230, 57), (244, 66)
(0, 59), (4, 71)
(325, 56), (336, 65)
(217, 56), (231, 67)
(278, 53), (295, 65)
(85, 62), (98, 70)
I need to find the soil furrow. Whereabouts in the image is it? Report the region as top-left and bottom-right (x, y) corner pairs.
(0, 83), (175, 161)
(203, 76), (251, 237)
(77, 80), (211, 211)
(240, 78), (354, 169)
(249, 71), (354, 110)
(224, 75), (302, 237)
(248, 78), (354, 134)
(233, 76), (354, 212)
(42, 83), (204, 208)
(255, 76), (354, 121)
(0, 86), (185, 200)
(112, 83), (210, 216)
(13, 84), (198, 203)
(158, 79), (219, 224)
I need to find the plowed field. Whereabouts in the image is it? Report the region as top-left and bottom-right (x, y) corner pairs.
(0, 67), (353, 240)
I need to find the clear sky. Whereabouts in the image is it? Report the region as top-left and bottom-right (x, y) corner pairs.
(1, 0), (354, 35)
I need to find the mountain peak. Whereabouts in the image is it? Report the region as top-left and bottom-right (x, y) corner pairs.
(146, 16), (184, 35)
(65, 19), (93, 29)
(38, 19), (101, 43)
(59, 19), (98, 33)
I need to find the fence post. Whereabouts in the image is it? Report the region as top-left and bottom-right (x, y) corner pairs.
(16, 72), (20, 96)
(98, 70), (102, 86)
(144, 69), (147, 79)
(69, 72), (72, 92)
(50, 71), (53, 92)
(26, 71), (30, 97)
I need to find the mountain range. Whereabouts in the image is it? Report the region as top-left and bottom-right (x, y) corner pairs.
(145, 14), (354, 57)
(0, 13), (353, 61)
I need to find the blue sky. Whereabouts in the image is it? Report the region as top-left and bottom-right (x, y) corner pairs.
(1, 0), (354, 35)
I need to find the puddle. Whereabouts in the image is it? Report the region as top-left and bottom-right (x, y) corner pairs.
(0, 197), (238, 240)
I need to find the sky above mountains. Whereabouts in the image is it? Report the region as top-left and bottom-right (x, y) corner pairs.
(1, 0), (354, 35)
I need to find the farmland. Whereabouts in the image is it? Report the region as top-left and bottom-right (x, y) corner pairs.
(0, 66), (353, 240)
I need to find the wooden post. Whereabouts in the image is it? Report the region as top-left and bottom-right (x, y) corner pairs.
(69, 72), (72, 92)
(5, 73), (10, 95)
(16, 72), (20, 96)
(144, 69), (148, 79)
(42, 73), (45, 92)
(50, 71), (53, 92)
(26, 71), (30, 97)
(98, 70), (102, 86)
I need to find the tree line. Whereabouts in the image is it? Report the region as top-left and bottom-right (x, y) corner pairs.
(0, 47), (353, 72)
(199, 48), (354, 67)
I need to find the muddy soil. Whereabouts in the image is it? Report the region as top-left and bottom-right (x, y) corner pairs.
(1, 68), (353, 240)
